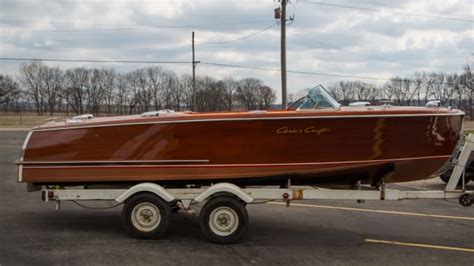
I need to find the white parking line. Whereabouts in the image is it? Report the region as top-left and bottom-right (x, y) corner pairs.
(365, 239), (474, 253)
(267, 202), (474, 221)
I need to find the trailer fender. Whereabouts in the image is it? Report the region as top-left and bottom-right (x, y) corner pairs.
(116, 183), (175, 203)
(194, 183), (254, 203)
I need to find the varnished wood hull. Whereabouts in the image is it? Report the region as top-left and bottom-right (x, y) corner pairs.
(18, 108), (464, 186)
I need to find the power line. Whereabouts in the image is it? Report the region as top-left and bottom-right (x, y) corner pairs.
(0, 20), (276, 34)
(0, 57), (190, 64)
(0, 56), (391, 80)
(349, 1), (405, 9)
(1, 27), (155, 34)
(200, 62), (465, 86)
(0, 19), (273, 27)
(197, 23), (277, 45)
(0, 57), (463, 85)
(200, 62), (390, 81)
(309, 39), (455, 71)
(351, 0), (472, 18)
(300, 1), (474, 23)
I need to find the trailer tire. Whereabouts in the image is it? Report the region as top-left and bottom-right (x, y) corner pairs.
(199, 196), (248, 244)
(122, 193), (171, 239)
(459, 194), (473, 207)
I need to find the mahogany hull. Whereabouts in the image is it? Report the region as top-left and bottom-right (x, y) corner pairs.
(18, 108), (464, 186)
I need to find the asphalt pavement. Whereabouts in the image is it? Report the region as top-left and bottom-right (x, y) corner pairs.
(0, 131), (473, 266)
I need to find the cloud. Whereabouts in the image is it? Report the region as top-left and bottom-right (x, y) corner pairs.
(0, 0), (472, 100)
(33, 40), (57, 48)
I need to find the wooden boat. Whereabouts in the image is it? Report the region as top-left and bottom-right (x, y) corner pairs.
(17, 86), (464, 187)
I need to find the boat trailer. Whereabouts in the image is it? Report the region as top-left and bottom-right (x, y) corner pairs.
(40, 135), (474, 244)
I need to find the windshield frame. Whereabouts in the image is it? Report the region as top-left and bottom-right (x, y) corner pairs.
(287, 96), (316, 111)
(315, 85), (341, 109)
(287, 85), (341, 111)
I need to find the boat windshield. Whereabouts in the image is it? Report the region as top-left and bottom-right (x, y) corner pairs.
(287, 85), (341, 111)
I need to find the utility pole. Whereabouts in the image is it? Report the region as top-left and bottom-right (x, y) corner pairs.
(280, 0), (288, 109)
(192, 31), (197, 111)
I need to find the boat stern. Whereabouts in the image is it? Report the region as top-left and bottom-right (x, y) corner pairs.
(17, 130), (33, 183)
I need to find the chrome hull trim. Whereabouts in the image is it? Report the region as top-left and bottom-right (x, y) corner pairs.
(33, 112), (465, 132)
(21, 155), (451, 169)
(17, 160), (210, 165)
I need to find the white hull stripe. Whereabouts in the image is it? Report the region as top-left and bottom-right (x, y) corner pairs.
(18, 131), (33, 182)
(18, 160), (209, 165)
(32, 112), (464, 132)
(22, 155), (450, 169)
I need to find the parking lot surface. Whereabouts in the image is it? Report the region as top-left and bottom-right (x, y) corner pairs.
(0, 131), (473, 265)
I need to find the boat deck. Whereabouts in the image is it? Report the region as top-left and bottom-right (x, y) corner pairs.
(34, 106), (462, 131)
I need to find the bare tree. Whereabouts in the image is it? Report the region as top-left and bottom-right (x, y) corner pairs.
(100, 69), (116, 114)
(115, 74), (131, 114)
(460, 64), (473, 117)
(352, 81), (378, 102)
(412, 72), (426, 106)
(429, 73), (455, 106)
(167, 74), (181, 111)
(126, 68), (154, 113)
(179, 74), (194, 111)
(256, 85), (276, 109)
(18, 62), (64, 115)
(19, 62), (46, 115)
(147, 66), (176, 110)
(195, 76), (228, 111)
(87, 69), (103, 114)
(328, 81), (356, 105)
(42, 66), (62, 115)
(0, 74), (21, 111)
(383, 77), (418, 106)
(63, 68), (89, 115)
(235, 78), (261, 110)
(222, 77), (238, 110)
(11, 60), (474, 118)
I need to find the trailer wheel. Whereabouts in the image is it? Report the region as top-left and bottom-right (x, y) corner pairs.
(459, 194), (473, 207)
(122, 193), (171, 239)
(199, 196), (248, 244)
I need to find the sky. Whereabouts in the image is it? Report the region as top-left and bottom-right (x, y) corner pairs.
(0, 0), (472, 101)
